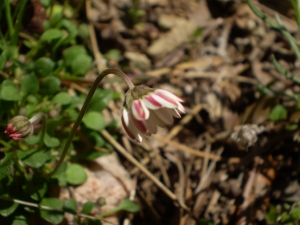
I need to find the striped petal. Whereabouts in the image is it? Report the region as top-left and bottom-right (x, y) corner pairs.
(132, 99), (150, 121)
(155, 89), (184, 103)
(142, 94), (163, 110)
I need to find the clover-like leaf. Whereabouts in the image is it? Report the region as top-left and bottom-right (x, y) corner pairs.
(82, 112), (105, 131)
(39, 198), (64, 224)
(66, 164), (87, 186)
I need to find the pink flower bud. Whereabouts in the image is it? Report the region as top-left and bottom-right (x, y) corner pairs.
(122, 85), (185, 143)
(5, 116), (34, 141)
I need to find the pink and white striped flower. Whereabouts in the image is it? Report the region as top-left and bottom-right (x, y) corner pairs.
(121, 86), (185, 143)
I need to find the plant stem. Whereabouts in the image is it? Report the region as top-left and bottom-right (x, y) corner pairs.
(45, 68), (134, 177)
(4, 0), (14, 40)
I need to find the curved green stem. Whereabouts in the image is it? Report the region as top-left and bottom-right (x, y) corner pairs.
(45, 68), (134, 177)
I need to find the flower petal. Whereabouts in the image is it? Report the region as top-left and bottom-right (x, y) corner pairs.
(155, 89), (184, 103)
(142, 94), (162, 110)
(144, 112), (158, 134)
(129, 113), (151, 136)
(154, 108), (174, 125)
(168, 108), (181, 118)
(177, 102), (185, 113)
(132, 99), (150, 121)
(150, 110), (166, 128)
(122, 109), (143, 143)
(148, 93), (178, 109)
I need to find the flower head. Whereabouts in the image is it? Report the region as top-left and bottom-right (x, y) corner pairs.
(5, 116), (34, 141)
(122, 85), (185, 143)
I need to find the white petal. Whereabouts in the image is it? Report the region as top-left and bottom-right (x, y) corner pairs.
(150, 110), (166, 128)
(177, 102), (185, 113)
(132, 99), (150, 121)
(122, 112), (144, 143)
(145, 112), (158, 134)
(150, 93), (178, 108)
(154, 108), (174, 125)
(155, 89), (184, 102)
(122, 109), (130, 126)
(169, 108), (181, 118)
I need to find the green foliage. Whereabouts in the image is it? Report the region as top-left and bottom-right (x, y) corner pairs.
(266, 203), (300, 225)
(0, 0), (137, 224)
(269, 104), (287, 121)
(39, 198), (64, 224)
(66, 164), (87, 186)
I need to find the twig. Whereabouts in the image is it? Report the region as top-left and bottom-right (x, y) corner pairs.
(100, 130), (189, 210)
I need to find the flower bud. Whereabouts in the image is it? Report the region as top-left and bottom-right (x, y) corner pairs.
(5, 116), (34, 140)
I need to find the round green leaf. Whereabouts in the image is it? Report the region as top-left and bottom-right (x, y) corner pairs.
(17, 149), (52, 168)
(0, 199), (18, 217)
(52, 92), (72, 105)
(41, 76), (60, 95)
(40, 29), (64, 42)
(39, 198), (64, 224)
(63, 198), (77, 214)
(71, 54), (92, 76)
(82, 112), (105, 131)
(81, 202), (96, 214)
(269, 104), (287, 122)
(0, 80), (20, 101)
(34, 57), (55, 77)
(21, 74), (39, 95)
(63, 45), (87, 66)
(66, 164), (87, 186)
(44, 133), (60, 148)
(12, 215), (27, 225)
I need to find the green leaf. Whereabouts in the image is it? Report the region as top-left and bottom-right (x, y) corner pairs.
(81, 202), (96, 214)
(71, 54), (92, 76)
(41, 76), (60, 95)
(291, 207), (300, 220)
(66, 164), (87, 186)
(25, 135), (40, 145)
(44, 133), (60, 148)
(269, 104), (287, 121)
(40, 29), (64, 42)
(0, 152), (13, 180)
(78, 24), (90, 39)
(17, 149), (52, 169)
(63, 45), (87, 66)
(82, 112), (105, 131)
(51, 162), (67, 186)
(12, 215), (28, 225)
(98, 200), (139, 218)
(23, 177), (48, 201)
(63, 198), (77, 214)
(0, 80), (20, 101)
(34, 57), (55, 78)
(52, 92), (72, 105)
(0, 199), (18, 217)
(39, 198), (64, 224)
(88, 89), (113, 112)
(21, 74), (39, 95)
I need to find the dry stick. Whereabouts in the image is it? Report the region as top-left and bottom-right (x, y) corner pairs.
(100, 130), (188, 209)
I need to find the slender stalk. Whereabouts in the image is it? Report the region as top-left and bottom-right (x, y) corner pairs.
(45, 69), (134, 177)
(4, 0), (14, 40)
